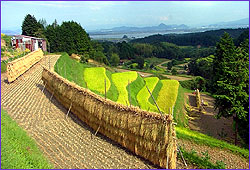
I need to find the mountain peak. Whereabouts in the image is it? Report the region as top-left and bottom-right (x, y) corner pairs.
(158, 23), (167, 27)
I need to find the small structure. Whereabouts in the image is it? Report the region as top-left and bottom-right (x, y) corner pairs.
(11, 35), (47, 52)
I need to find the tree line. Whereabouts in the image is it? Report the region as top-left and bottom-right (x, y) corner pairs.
(131, 28), (248, 47)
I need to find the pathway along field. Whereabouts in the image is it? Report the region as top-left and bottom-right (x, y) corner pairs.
(1, 55), (158, 169)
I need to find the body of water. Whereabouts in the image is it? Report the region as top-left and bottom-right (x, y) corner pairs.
(89, 31), (192, 40)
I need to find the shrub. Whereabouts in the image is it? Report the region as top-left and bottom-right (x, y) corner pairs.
(1, 61), (7, 73)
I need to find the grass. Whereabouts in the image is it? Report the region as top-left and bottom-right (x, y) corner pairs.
(173, 85), (192, 127)
(1, 61), (7, 73)
(1, 108), (53, 169)
(126, 73), (145, 106)
(54, 52), (91, 87)
(156, 80), (179, 114)
(137, 77), (159, 112)
(112, 71), (138, 105)
(148, 80), (163, 105)
(176, 126), (249, 159)
(84, 67), (111, 95)
(106, 70), (119, 101)
(178, 146), (226, 169)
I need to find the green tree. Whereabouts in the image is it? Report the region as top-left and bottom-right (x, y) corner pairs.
(22, 14), (39, 36)
(171, 68), (178, 75)
(80, 53), (89, 64)
(134, 56), (144, 69)
(110, 53), (120, 66)
(167, 62), (173, 70)
(212, 33), (249, 145)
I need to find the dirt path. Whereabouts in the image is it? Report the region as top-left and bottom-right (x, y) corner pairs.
(1, 55), (157, 169)
(181, 93), (249, 169)
(186, 93), (235, 144)
(157, 60), (170, 69)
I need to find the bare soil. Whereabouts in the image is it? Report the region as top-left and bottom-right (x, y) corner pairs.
(185, 93), (235, 144)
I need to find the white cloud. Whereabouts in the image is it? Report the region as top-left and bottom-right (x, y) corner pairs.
(86, 1), (128, 10)
(159, 16), (169, 21)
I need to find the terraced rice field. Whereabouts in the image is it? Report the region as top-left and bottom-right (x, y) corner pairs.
(55, 54), (180, 114)
(112, 71), (138, 105)
(136, 77), (159, 112)
(84, 67), (111, 95)
(157, 80), (179, 114)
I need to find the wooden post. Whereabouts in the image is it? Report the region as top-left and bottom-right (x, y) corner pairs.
(94, 125), (101, 136)
(166, 156), (169, 169)
(49, 55), (50, 70)
(177, 144), (187, 167)
(48, 91), (54, 113)
(104, 78), (106, 99)
(146, 85), (165, 121)
(128, 80), (131, 106)
(45, 55), (46, 67)
(40, 83), (47, 100)
(66, 102), (73, 119)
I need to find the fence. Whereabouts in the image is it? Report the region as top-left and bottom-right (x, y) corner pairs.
(41, 67), (177, 169)
(7, 48), (44, 83)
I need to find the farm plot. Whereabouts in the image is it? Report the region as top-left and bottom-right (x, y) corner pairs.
(112, 71), (138, 105)
(157, 80), (179, 114)
(137, 77), (160, 112)
(84, 67), (111, 95)
(126, 74), (145, 106)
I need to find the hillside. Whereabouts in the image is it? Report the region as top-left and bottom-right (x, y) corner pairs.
(130, 28), (248, 47)
(53, 53), (249, 169)
(54, 53), (179, 114)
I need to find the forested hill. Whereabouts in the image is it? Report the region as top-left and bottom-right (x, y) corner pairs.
(131, 28), (248, 47)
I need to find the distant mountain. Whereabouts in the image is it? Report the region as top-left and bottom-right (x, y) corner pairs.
(90, 23), (189, 34)
(207, 18), (249, 28)
(1, 29), (21, 35)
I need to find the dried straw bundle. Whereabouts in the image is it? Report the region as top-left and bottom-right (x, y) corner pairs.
(41, 68), (177, 169)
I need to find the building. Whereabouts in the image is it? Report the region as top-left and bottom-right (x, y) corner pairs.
(11, 35), (47, 52)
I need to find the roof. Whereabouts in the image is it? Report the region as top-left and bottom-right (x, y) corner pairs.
(12, 35), (45, 40)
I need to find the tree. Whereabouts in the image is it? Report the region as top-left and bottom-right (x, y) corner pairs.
(171, 68), (177, 75)
(22, 14), (40, 36)
(45, 21), (91, 55)
(212, 33), (249, 145)
(167, 62), (173, 70)
(134, 56), (144, 69)
(117, 41), (135, 59)
(110, 53), (120, 66)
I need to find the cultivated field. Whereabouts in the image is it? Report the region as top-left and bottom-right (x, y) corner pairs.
(56, 53), (180, 115)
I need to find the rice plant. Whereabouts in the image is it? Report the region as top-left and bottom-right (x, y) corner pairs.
(84, 67), (111, 95)
(112, 71), (138, 105)
(156, 80), (179, 114)
(137, 77), (160, 112)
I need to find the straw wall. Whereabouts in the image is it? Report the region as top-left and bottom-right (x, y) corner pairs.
(7, 49), (44, 83)
(41, 68), (177, 169)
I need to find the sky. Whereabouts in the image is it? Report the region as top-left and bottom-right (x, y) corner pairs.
(1, 1), (249, 31)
